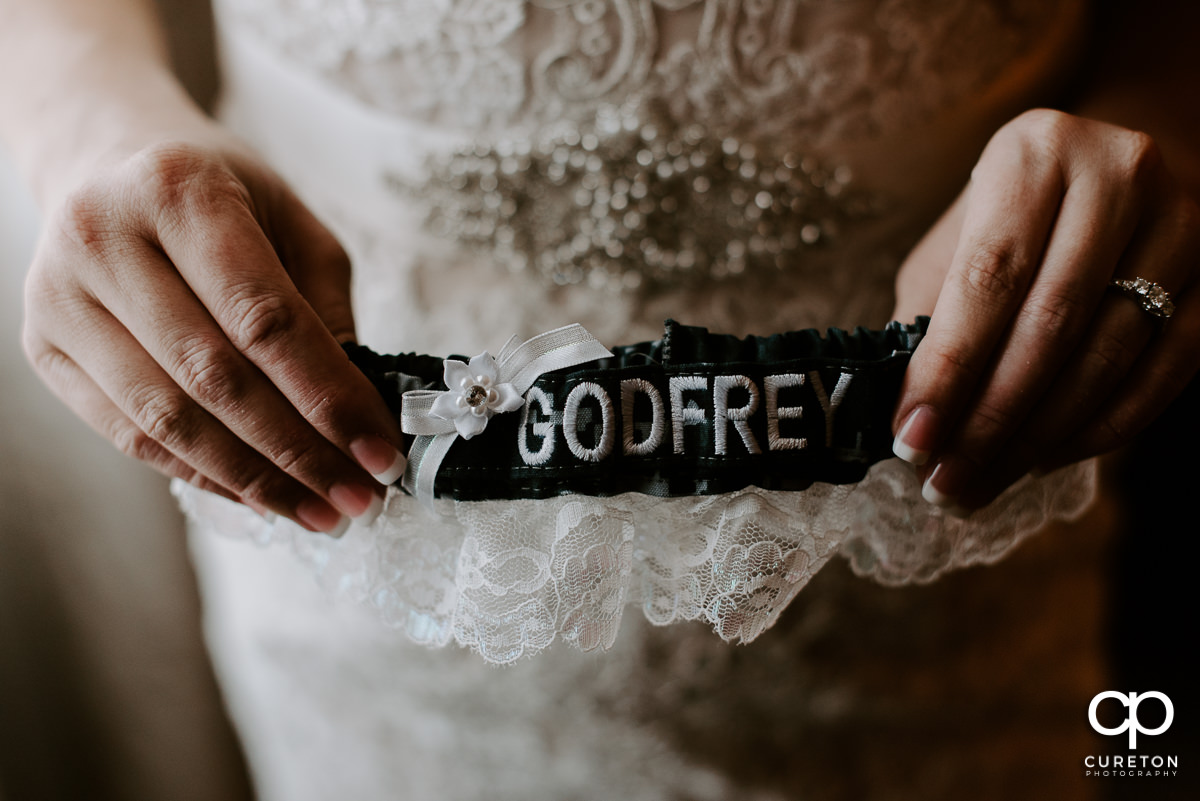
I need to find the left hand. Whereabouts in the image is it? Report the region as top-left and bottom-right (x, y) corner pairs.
(891, 108), (1200, 513)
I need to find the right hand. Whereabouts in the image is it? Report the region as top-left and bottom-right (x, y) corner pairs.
(22, 135), (406, 535)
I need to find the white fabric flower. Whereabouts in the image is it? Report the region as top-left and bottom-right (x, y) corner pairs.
(429, 352), (524, 439)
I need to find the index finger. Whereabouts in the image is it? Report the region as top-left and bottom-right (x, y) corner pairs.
(142, 156), (406, 484)
(891, 141), (1064, 462)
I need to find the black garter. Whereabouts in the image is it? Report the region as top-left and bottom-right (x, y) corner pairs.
(344, 318), (929, 501)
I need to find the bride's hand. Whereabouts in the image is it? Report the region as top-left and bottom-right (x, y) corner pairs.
(890, 108), (1200, 513)
(22, 135), (406, 535)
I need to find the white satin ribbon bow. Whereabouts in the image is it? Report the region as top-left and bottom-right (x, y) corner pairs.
(400, 324), (613, 512)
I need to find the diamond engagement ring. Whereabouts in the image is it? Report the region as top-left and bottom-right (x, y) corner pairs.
(1109, 277), (1176, 320)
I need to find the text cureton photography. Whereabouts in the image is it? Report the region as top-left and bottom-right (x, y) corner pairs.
(1084, 691), (1180, 779)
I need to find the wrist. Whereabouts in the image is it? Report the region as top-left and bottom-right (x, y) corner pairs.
(0, 1), (231, 206)
(20, 70), (228, 208)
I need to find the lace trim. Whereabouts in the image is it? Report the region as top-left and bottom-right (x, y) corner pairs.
(176, 457), (1095, 665)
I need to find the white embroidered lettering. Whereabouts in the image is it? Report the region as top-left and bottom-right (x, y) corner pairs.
(713, 375), (761, 455)
(669, 375), (708, 455)
(518, 386), (556, 466)
(620, 378), (665, 456)
(808, 371), (853, 447)
(562, 381), (615, 463)
(765, 373), (806, 450)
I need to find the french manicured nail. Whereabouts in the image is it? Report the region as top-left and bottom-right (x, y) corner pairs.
(350, 435), (406, 485)
(893, 406), (938, 466)
(921, 457), (973, 516)
(357, 492), (384, 526)
(326, 516), (351, 539)
(921, 465), (953, 507)
(296, 496), (350, 537)
(329, 482), (378, 519)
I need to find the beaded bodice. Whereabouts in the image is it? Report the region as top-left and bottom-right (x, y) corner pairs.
(216, 0), (1085, 302)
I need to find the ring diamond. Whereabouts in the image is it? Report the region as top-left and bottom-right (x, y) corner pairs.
(1109, 277), (1175, 319)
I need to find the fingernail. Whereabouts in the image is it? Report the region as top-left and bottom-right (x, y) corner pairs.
(893, 406), (938, 466)
(327, 516), (351, 539)
(329, 482), (378, 519)
(358, 492), (384, 526)
(350, 435), (407, 485)
(922, 466), (954, 507)
(296, 496), (349, 537)
(921, 458), (973, 511)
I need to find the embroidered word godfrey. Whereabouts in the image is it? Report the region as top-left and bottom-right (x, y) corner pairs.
(346, 318), (928, 501)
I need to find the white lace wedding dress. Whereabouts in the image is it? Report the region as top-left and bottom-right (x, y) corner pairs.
(179, 1), (1110, 798)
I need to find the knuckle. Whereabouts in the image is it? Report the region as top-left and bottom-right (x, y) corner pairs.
(232, 473), (271, 507)
(52, 184), (127, 257)
(167, 463), (201, 485)
(220, 436), (327, 503)
(1120, 130), (1161, 178)
(1022, 289), (1086, 342)
(112, 422), (163, 464)
(958, 238), (1024, 302)
(136, 390), (202, 452)
(182, 471), (227, 496)
(226, 290), (300, 354)
(268, 438), (325, 479)
(236, 470), (295, 510)
(924, 338), (981, 387)
(1011, 108), (1074, 150)
(296, 387), (346, 433)
(22, 263), (57, 313)
(21, 326), (58, 377)
(130, 142), (249, 222)
(192, 476), (233, 500)
(22, 334), (79, 396)
(170, 334), (247, 409)
(131, 142), (213, 200)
